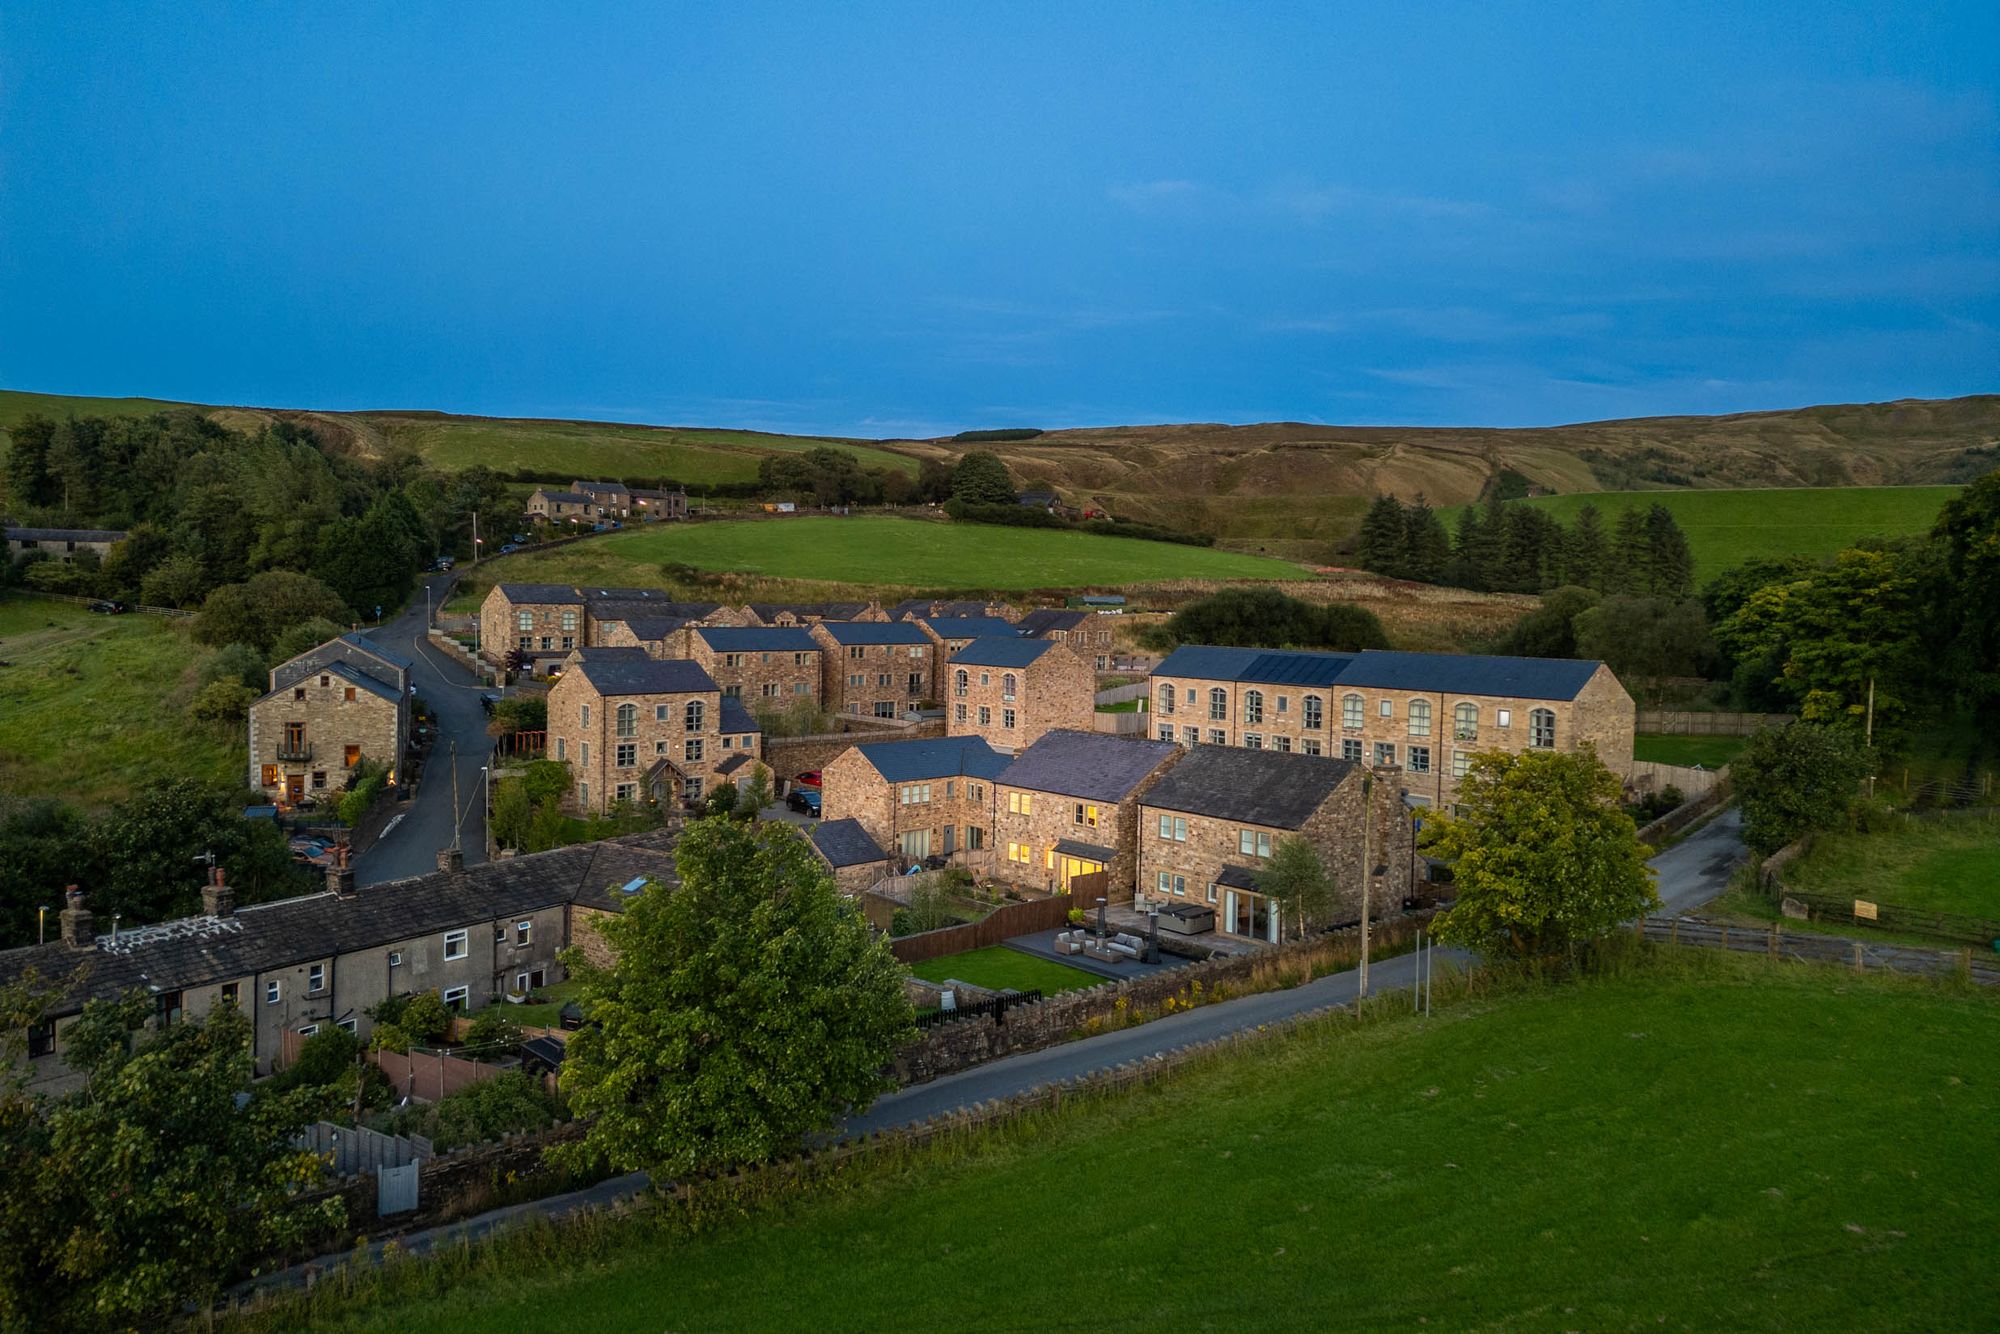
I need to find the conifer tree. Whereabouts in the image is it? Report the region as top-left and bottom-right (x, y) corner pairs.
(1608, 507), (1651, 594)
(1644, 503), (1695, 598)
(1356, 494), (1410, 576)
(1564, 503), (1607, 590)
(1402, 494), (1452, 583)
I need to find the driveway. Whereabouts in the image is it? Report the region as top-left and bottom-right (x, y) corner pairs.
(1648, 805), (1747, 916)
(355, 573), (492, 885)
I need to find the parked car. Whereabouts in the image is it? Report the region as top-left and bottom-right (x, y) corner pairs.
(794, 770), (822, 789)
(87, 599), (128, 614)
(480, 692), (502, 716)
(499, 543), (519, 554)
(511, 532), (528, 544)
(786, 788), (822, 816)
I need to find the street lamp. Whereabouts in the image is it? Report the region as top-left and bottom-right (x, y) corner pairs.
(480, 765), (492, 861)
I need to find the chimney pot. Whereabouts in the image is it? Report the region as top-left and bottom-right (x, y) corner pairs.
(326, 843), (358, 898)
(201, 866), (235, 918)
(59, 885), (94, 950)
(436, 846), (465, 874)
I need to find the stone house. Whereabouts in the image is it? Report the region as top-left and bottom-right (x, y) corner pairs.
(888, 598), (1016, 621)
(546, 649), (761, 813)
(674, 626), (822, 711)
(946, 637), (1096, 753)
(479, 583), (588, 667)
(0, 833), (681, 1094)
(571, 479), (632, 515)
(820, 735), (1009, 866)
(525, 488), (600, 523)
(1137, 746), (1415, 945)
(1016, 607), (1117, 668)
(914, 616), (1023, 696)
(629, 486), (689, 520)
(990, 730), (1183, 898)
(745, 600), (870, 626)
(1147, 646), (1634, 806)
(808, 818), (891, 894)
(3, 525), (127, 562)
(247, 634), (411, 806)
(810, 620), (935, 718)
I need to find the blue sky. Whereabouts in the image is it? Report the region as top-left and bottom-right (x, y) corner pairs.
(2, 3), (1994, 437)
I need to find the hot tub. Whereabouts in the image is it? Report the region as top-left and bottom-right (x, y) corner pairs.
(1155, 903), (1216, 936)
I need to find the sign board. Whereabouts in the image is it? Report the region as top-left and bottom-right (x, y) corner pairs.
(1853, 899), (1879, 921)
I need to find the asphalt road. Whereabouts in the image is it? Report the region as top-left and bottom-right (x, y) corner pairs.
(1647, 804), (1748, 916)
(356, 573), (491, 886)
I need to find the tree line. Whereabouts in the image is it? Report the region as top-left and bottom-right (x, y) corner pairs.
(1357, 492), (1695, 599)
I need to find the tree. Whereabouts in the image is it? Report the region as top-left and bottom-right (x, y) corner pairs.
(1356, 494), (1408, 576)
(0, 998), (342, 1326)
(948, 451), (1016, 506)
(1643, 504), (1695, 598)
(198, 641), (269, 691)
(1162, 586), (1389, 652)
(1402, 496), (1451, 583)
(139, 552), (209, 608)
(555, 817), (915, 1178)
(1562, 503), (1607, 590)
(92, 779), (304, 927)
(193, 570), (350, 652)
(1572, 595), (1716, 683)
(1729, 723), (1873, 855)
(491, 778), (533, 851)
(188, 679), (257, 725)
(915, 458), (955, 503)
(1422, 749), (1658, 963)
(893, 871), (959, 935)
(1255, 836), (1335, 940)
(1490, 586), (1599, 659)
(1607, 507), (1651, 595)
(268, 615), (349, 666)
(735, 765), (773, 819)
(1930, 468), (2000, 717)
(4, 413), (56, 507)
(1446, 503), (1488, 590)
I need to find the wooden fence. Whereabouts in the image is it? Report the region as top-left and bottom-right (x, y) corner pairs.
(1627, 759), (1726, 799)
(890, 894), (1077, 964)
(1641, 916), (1999, 986)
(1094, 682), (1151, 707)
(1774, 890), (2000, 948)
(372, 1048), (509, 1103)
(1635, 709), (1792, 736)
(4, 588), (194, 618)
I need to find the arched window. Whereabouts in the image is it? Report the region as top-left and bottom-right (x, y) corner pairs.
(1408, 699), (1431, 738)
(1208, 688), (1228, 721)
(1002, 673), (1017, 701)
(684, 699), (705, 731)
(1244, 690), (1264, 725)
(1302, 695), (1323, 730)
(1529, 708), (1555, 749)
(615, 703), (637, 737)
(954, 668), (968, 697)
(1342, 694), (1363, 729)
(1454, 702), (1478, 741)
(1158, 683), (1175, 714)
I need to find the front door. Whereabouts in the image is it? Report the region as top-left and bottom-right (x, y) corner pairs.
(286, 774), (305, 803)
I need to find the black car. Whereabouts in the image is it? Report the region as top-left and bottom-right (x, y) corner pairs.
(480, 692), (502, 716)
(87, 600), (128, 614)
(786, 788), (822, 816)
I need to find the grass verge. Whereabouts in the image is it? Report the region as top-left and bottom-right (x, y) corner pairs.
(1632, 732), (1747, 767)
(906, 945), (1101, 996)
(1779, 816), (2000, 919)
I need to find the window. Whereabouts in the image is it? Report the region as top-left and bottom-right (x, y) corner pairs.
(1273, 736), (1291, 753)
(1375, 742), (1397, 766)
(1303, 695), (1323, 730)
(388, 951), (403, 967)
(1002, 673), (1016, 701)
(1208, 728), (1226, 746)
(265, 980), (282, 1005)
(611, 741), (635, 769)
(28, 1019), (55, 1059)
(957, 703), (969, 723)
(1276, 695), (1289, 715)
(615, 781), (636, 803)
(1408, 745), (1431, 774)
(561, 610), (577, 633)
(1455, 702), (1478, 741)
(516, 610), (534, 631)
(1453, 750), (1471, 778)
(1342, 694), (1363, 729)
(967, 827), (985, 850)
(1529, 708), (1556, 749)
(540, 636), (553, 651)
(680, 778), (697, 801)
(969, 782), (984, 800)
(908, 672), (923, 695)
(1158, 684), (1175, 714)
(1244, 733), (1263, 749)
(1301, 739), (1322, 756)
(979, 672), (991, 686)
(849, 674), (864, 687)
(615, 703), (637, 737)
(655, 703), (670, 722)
(307, 964), (325, 993)
(297, 1024), (319, 1038)
(311, 770), (327, 789)
(1074, 803), (1099, 828)
(1497, 708), (1512, 728)
(284, 721), (306, 754)
(580, 704), (591, 728)
(339, 1017), (358, 1033)
(900, 783), (932, 805)
(443, 929), (468, 960)
(1184, 725), (1201, 744)
(954, 669), (969, 697)
(515, 920), (532, 946)
(442, 985), (469, 1011)
(1008, 791), (1033, 815)
(724, 652), (743, 667)
(1238, 829), (1273, 859)
(1159, 725), (1176, 742)
(1208, 688), (1228, 721)
(260, 764), (278, 787)
(978, 706), (992, 726)
(1379, 699), (1393, 718)
(1155, 871), (1186, 897)
(344, 686), (357, 702)
(685, 700), (705, 730)
(1409, 699), (1432, 738)
(1002, 708), (1016, 730)
(580, 742), (590, 766)
(555, 737), (566, 760)
(320, 674), (329, 687)
(1342, 738), (1364, 761)
(293, 687), (305, 701)
(686, 738), (705, 763)
(763, 683), (780, 698)
(220, 981), (240, 1006)
(796, 652), (812, 666)
(344, 744), (361, 768)
(877, 673), (890, 687)
(1244, 690), (1263, 725)
(874, 700), (896, 718)
(1156, 813), (1187, 841)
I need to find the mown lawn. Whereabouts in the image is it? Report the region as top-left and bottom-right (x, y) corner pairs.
(907, 945), (1100, 996)
(1445, 485), (1961, 583)
(258, 954), (1998, 1333)
(0, 597), (239, 808)
(1631, 732), (1747, 767)
(1782, 817), (2000, 919)
(460, 516), (1305, 594)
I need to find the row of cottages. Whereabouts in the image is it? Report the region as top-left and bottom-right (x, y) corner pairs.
(546, 648), (763, 814)
(0, 833), (681, 1095)
(1147, 646), (1634, 806)
(815, 728), (1417, 944)
(3, 524), (128, 562)
(566, 479), (688, 520)
(246, 634), (411, 807)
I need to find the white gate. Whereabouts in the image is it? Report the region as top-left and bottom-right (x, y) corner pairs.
(377, 1160), (421, 1216)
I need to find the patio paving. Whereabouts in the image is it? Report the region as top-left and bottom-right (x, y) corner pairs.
(1001, 927), (1197, 983)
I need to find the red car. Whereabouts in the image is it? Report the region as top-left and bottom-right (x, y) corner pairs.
(794, 770), (822, 789)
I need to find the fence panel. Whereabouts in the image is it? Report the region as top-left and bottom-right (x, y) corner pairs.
(295, 1122), (434, 1178)
(890, 895), (1077, 964)
(1635, 709), (1792, 736)
(1627, 760), (1725, 798)
(377, 1161), (421, 1216)
(371, 1048), (508, 1103)
(1642, 916), (1998, 986)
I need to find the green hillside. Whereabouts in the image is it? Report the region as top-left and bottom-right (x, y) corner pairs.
(1446, 484), (1963, 582)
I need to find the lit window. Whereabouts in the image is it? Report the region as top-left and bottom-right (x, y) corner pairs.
(1455, 702), (1478, 740)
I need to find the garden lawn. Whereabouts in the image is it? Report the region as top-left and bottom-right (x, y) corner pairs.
(262, 955), (1999, 1333)
(1445, 484), (1962, 583)
(907, 945), (1099, 996)
(1631, 732), (1747, 767)
(505, 981), (585, 1029)
(1781, 817), (2000, 919)
(0, 597), (239, 808)
(461, 516), (1305, 593)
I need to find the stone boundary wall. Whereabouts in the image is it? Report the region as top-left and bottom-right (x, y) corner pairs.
(426, 628), (489, 679)
(1635, 783), (1731, 848)
(889, 895), (1077, 964)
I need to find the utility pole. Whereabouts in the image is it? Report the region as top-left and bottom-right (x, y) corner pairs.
(1359, 772), (1372, 999)
(1865, 677), (1875, 748)
(471, 511), (480, 566)
(449, 743), (461, 853)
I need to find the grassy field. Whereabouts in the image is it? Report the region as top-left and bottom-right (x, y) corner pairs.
(907, 945), (1101, 996)
(1781, 817), (2000, 919)
(1631, 733), (1747, 767)
(453, 517), (1306, 599)
(1447, 485), (1963, 584)
(0, 597), (240, 807)
(251, 953), (1999, 1332)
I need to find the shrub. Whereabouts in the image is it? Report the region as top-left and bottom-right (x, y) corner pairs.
(187, 679), (256, 725)
(380, 1071), (561, 1153)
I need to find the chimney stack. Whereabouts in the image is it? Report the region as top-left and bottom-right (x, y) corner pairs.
(326, 843), (357, 898)
(201, 865), (235, 917)
(59, 885), (94, 950)
(436, 845), (465, 874)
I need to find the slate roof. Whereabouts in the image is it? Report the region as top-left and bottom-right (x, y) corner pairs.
(996, 730), (1180, 803)
(340, 632), (413, 670)
(815, 621), (930, 646)
(3, 526), (128, 542)
(718, 699), (761, 734)
(694, 626), (820, 653)
(853, 736), (1010, 784)
(0, 831), (682, 1014)
(950, 638), (1055, 668)
(616, 617), (695, 642)
(921, 616), (1021, 640)
(495, 582), (586, 605)
(1213, 864), (1263, 891)
(1054, 838), (1118, 864)
(1153, 645), (1347, 686)
(260, 658), (401, 706)
(533, 490), (594, 505)
(810, 818), (888, 869)
(581, 587), (690, 603)
(1152, 645), (1602, 701)
(271, 634), (411, 692)
(568, 650), (718, 696)
(747, 601), (868, 623)
(1016, 608), (1087, 637)
(574, 480), (631, 496)
(1139, 746), (1356, 829)
(715, 753), (752, 775)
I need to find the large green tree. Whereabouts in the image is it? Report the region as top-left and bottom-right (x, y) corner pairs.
(948, 451), (1016, 506)
(1356, 494), (1409, 576)
(1161, 585), (1389, 652)
(1728, 723), (1874, 855)
(1930, 468), (2000, 717)
(1423, 749), (1658, 962)
(555, 817), (914, 1179)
